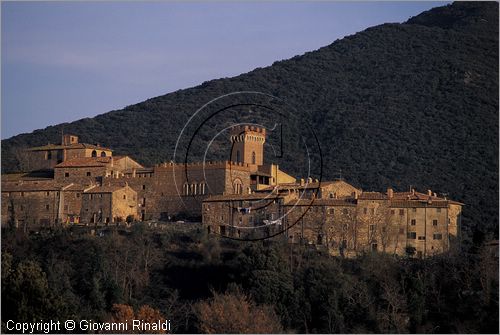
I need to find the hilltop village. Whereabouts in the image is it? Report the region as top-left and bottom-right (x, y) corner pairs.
(1, 127), (463, 258)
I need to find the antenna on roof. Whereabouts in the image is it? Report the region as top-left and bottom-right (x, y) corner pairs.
(335, 169), (344, 181)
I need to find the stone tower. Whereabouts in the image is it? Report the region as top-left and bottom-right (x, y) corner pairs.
(230, 125), (266, 166)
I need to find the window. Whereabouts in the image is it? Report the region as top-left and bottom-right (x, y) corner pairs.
(391, 209), (395, 215)
(46, 191), (50, 196)
(21, 192), (24, 197)
(199, 182), (206, 195)
(252, 151), (256, 164)
(46, 204), (50, 211)
(363, 208), (367, 214)
(183, 183), (189, 195)
(399, 209), (404, 215)
(123, 195), (126, 200)
(370, 208), (375, 215)
(371, 243), (378, 251)
(86, 172), (91, 177)
(76, 193), (80, 198)
(47, 151), (52, 160)
(64, 205), (68, 211)
(418, 236), (426, 240)
(100, 151), (106, 157)
(65, 172), (70, 178)
(105, 217), (110, 223)
(437, 208), (442, 213)
(399, 228), (405, 234)
(91, 150), (97, 157)
(328, 208), (334, 215)
(233, 179), (242, 194)
(407, 232), (417, 239)
(411, 219), (416, 226)
(342, 208), (348, 215)
(317, 234), (323, 245)
(370, 224), (376, 232)
(433, 233), (443, 240)
(329, 193), (334, 199)
(142, 185), (146, 190)
(433, 219), (438, 226)
(20, 205), (24, 211)
(191, 183), (197, 195)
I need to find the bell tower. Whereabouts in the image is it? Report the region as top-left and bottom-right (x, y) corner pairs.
(230, 126), (266, 166)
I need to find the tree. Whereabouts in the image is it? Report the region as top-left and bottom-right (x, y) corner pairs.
(194, 290), (283, 333)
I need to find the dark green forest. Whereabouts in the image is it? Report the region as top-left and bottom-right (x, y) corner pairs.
(1, 225), (498, 333)
(2, 2), (498, 238)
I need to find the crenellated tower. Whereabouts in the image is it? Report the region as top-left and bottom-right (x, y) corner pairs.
(229, 125), (266, 166)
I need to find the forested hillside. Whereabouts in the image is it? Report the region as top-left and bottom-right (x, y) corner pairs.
(2, 2), (498, 236)
(2, 226), (498, 333)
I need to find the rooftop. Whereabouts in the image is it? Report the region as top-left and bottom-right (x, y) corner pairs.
(28, 142), (112, 152)
(55, 156), (114, 168)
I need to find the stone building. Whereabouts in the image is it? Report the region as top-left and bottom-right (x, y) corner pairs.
(1, 126), (295, 226)
(80, 184), (137, 224)
(20, 134), (113, 171)
(202, 180), (463, 258)
(1, 126), (463, 257)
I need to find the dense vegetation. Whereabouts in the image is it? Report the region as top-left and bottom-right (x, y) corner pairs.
(2, 2), (498, 237)
(1, 225), (498, 333)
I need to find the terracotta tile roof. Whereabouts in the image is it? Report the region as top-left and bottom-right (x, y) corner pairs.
(390, 200), (450, 208)
(2, 181), (67, 192)
(84, 185), (130, 193)
(28, 143), (112, 151)
(284, 198), (357, 206)
(359, 191), (387, 200)
(55, 157), (113, 168)
(203, 193), (283, 202)
(2, 171), (54, 181)
(256, 180), (337, 192)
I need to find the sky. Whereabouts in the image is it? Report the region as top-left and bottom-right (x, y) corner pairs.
(1, 1), (448, 139)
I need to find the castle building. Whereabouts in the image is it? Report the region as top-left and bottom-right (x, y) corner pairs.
(1, 127), (295, 227)
(202, 179), (463, 258)
(1, 128), (463, 258)
(21, 134), (113, 171)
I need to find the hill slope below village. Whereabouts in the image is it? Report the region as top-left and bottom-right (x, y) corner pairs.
(2, 2), (498, 236)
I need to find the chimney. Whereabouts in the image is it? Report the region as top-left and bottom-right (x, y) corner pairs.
(387, 188), (394, 199)
(427, 189), (432, 196)
(411, 188), (415, 195)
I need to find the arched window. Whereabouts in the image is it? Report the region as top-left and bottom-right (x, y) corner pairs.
(100, 151), (106, 157)
(233, 179), (243, 194)
(91, 150), (97, 157)
(183, 183), (189, 195)
(236, 150), (241, 163)
(252, 151), (256, 164)
(199, 182), (206, 195)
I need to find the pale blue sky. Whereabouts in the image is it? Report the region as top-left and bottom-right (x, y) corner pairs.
(1, 1), (448, 139)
